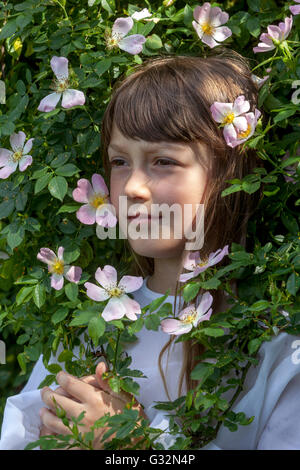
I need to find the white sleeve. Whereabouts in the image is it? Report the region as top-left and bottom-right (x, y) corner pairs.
(0, 354), (60, 450)
(257, 372), (300, 449)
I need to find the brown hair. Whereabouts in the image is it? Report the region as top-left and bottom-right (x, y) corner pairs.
(100, 48), (263, 400)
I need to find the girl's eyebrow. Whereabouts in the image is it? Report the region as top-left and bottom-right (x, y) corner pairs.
(108, 142), (187, 154)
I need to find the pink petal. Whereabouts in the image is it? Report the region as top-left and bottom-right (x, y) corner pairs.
(73, 178), (94, 203)
(38, 92), (61, 112)
(23, 138), (34, 155)
(210, 10), (229, 27)
(76, 204), (96, 225)
(208, 245), (229, 266)
(223, 123), (237, 145)
(64, 265), (82, 283)
(253, 43), (275, 53)
(84, 282), (110, 301)
(18, 155), (32, 172)
(196, 308), (212, 324)
(51, 273), (64, 290)
(119, 294), (141, 320)
(278, 16), (293, 39)
(61, 89), (85, 109)
(210, 102), (233, 123)
(102, 296), (135, 321)
(267, 25), (282, 42)
(201, 34), (219, 48)
(232, 95), (250, 116)
(179, 271), (197, 282)
(233, 116), (248, 132)
(259, 32), (274, 46)
(0, 163), (17, 179)
(193, 3), (210, 24)
(118, 275), (143, 293)
(91, 173), (109, 196)
(290, 5), (300, 15)
(118, 34), (146, 55)
(112, 17), (134, 38)
(37, 248), (57, 265)
(161, 318), (192, 335)
(57, 246), (64, 260)
(196, 291), (213, 317)
(211, 26), (232, 43)
(183, 251), (201, 271)
(50, 56), (69, 80)
(95, 204), (118, 228)
(10, 131), (26, 152)
(95, 265), (118, 288)
(0, 148), (13, 166)
(192, 20), (204, 39)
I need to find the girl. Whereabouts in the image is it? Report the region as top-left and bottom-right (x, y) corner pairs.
(1, 49), (300, 450)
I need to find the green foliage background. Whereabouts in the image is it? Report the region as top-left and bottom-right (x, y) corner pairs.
(0, 0), (299, 448)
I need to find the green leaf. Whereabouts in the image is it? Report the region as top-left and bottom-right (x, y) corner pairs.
(55, 164), (80, 177)
(65, 283), (78, 302)
(202, 327), (224, 337)
(88, 316), (106, 344)
(183, 282), (201, 303)
(16, 333), (30, 345)
(248, 338), (262, 355)
(17, 352), (27, 374)
(47, 363), (62, 374)
(95, 58), (112, 76)
(0, 200), (14, 219)
(0, 20), (17, 40)
(190, 362), (214, 383)
(52, 307), (69, 325)
(48, 176), (68, 201)
(274, 109), (296, 123)
(148, 293), (170, 313)
(33, 284), (46, 308)
(57, 203), (80, 215)
(34, 173), (52, 194)
(144, 313), (161, 331)
(16, 286), (34, 305)
(250, 300), (270, 311)
(287, 273), (300, 296)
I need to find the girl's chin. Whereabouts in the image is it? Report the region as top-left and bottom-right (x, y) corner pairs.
(127, 238), (186, 258)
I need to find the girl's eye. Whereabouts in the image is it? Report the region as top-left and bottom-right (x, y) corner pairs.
(110, 158), (176, 167)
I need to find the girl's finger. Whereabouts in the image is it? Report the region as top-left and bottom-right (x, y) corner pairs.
(39, 407), (72, 435)
(95, 362), (140, 405)
(41, 386), (85, 417)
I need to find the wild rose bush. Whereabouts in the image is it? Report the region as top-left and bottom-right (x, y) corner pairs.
(0, 0), (299, 450)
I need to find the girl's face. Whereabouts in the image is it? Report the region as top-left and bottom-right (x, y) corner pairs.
(108, 122), (208, 259)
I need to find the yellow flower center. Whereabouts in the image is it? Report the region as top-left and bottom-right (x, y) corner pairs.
(90, 194), (107, 209)
(196, 257), (208, 268)
(202, 22), (213, 35)
(54, 79), (69, 93)
(12, 150), (23, 162)
(237, 124), (251, 139)
(51, 259), (64, 275)
(181, 310), (197, 324)
(223, 112), (235, 125)
(106, 33), (122, 50)
(108, 287), (124, 297)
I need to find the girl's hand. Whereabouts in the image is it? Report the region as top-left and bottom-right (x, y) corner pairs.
(39, 362), (148, 449)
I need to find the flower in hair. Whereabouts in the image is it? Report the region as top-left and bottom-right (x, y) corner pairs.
(84, 265), (143, 321)
(161, 292), (213, 336)
(290, 0), (300, 15)
(210, 95), (252, 146)
(0, 131), (34, 179)
(72, 173), (117, 227)
(38, 56), (85, 112)
(192, 2), (232, 49)
(105, 17), (146, 55)
(226, 109), (261, 148)
(37, 246), (82, 291)
(253, 16), (293, 53)
(179, 245), (229, 282)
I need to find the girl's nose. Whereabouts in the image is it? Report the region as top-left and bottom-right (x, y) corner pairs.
(123, 169), (151, 200)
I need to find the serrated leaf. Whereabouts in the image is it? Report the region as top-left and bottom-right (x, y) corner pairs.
(88, 316), (106, 344)
(52, 307), (69, 325)
(33, 283), (46, 308)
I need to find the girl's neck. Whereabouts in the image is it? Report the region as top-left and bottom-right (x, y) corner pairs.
(147, 254), (185, 296)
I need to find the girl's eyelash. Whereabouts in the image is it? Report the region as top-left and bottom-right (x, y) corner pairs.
(110, 158), (176, 167)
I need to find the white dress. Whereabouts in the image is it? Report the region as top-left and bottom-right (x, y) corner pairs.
(1, 276), (300, 450)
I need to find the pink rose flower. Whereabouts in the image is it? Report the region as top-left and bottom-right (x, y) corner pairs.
(180, 245), (229, 282)
(192, 2), (232, 49)
(38, 56), (85, 112)
(84, 265), (143, 321)
(0, 131), (34, 179)
(37, 246), (82, 290)
(253, 16), (293, 53)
